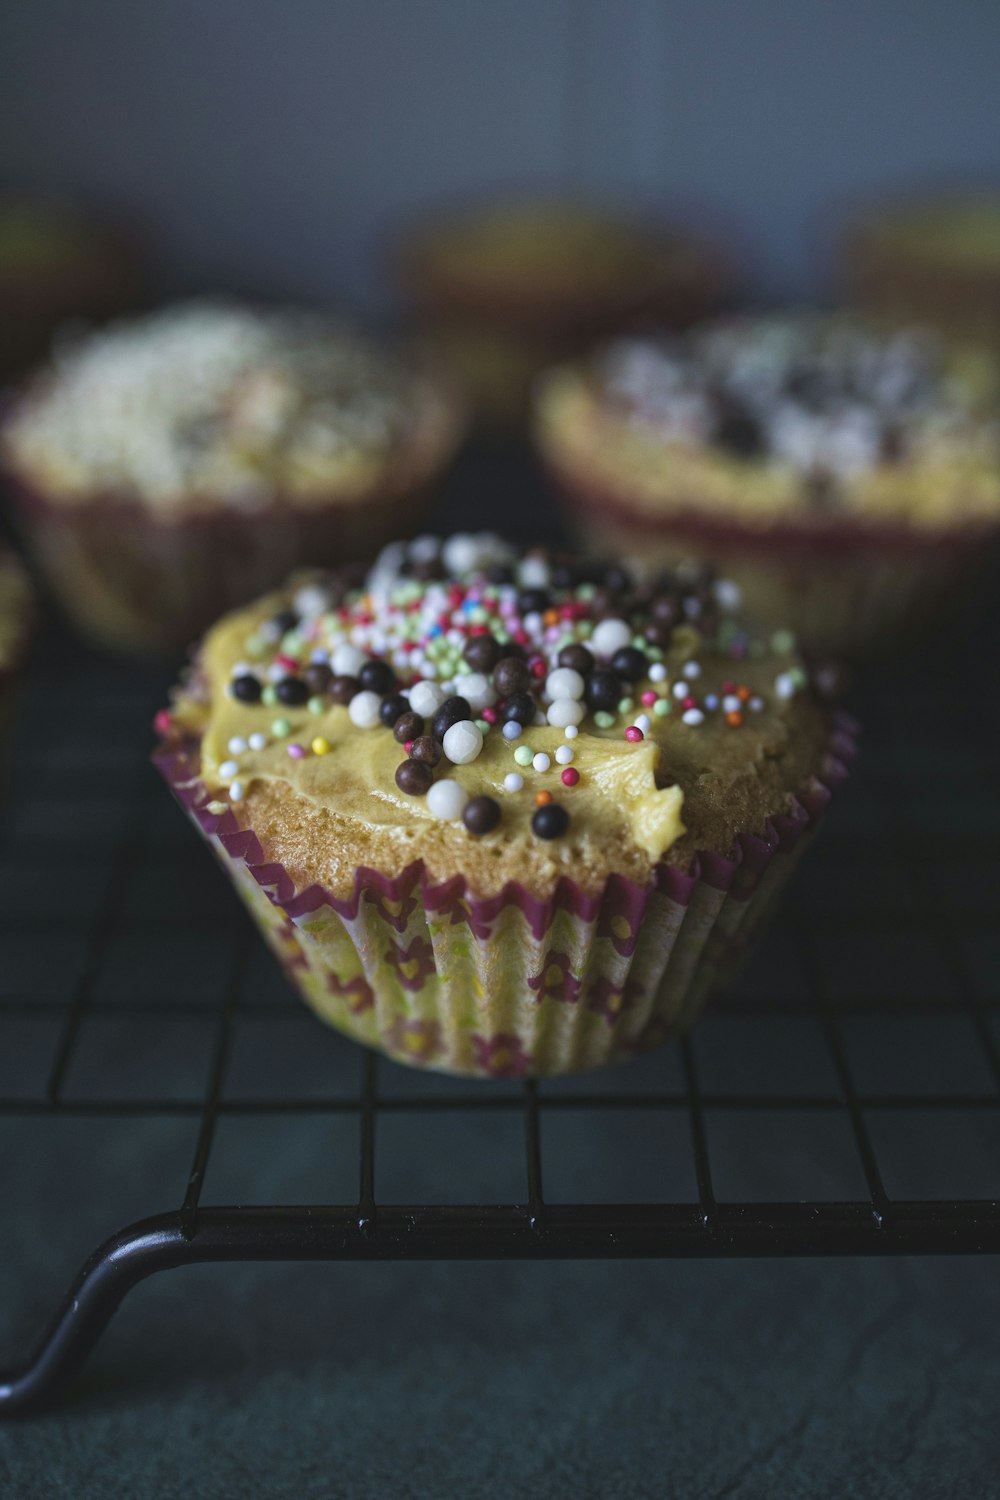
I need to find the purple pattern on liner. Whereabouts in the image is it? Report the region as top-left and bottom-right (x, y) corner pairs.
(471, 1032), (534, 1078)
(586, 974), (645, 1027)
(383, 1016), (444, 1064)
(326, 971), (375, 1015)
(383, 935), (437, 991)
(152, 709), (857, 960)
(527, 951), (583, 1006)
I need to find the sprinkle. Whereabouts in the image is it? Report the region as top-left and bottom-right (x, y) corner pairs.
(617, 697), (634, 714)
(206, 800), (228, 815)
(649, 663), (667, 683)
(229, 781), (245, 802)
(514, 745), (533, 767)
(227, 736), (247, 755)
(307, 696), (326, 715)
(154, 709), (173, 736)
(348, 691), (383, 728)
(271, 718), (292, 738)
(561, 767), (580, 787)
(775, 671), (797, 699)
(625, 726), (644, 742)
(503, 721), (522, 741)
(474, 718), (490, 735)
(427, 779), (469, 821)
(703, 694), (719, 711)
(633, 714), (652, 734)
(532, 752), (551, 773)
(547, 698), (585, 728)
(749, 696), (764, 712)
(535, 790), (553, 806)
(546, 667), (585, 701)
(593, 711), (615, 729)
(219, 759), (239, 779)
(248, 732), (267, 751)
(564, 725), (579, 740)
(311, 736), (330, 755)
(640, 691), (657, 707)
(673, 681), (689, 699)
(726, 711), (744, 728)
(504, 773), (524, 793)
(555, 745), (574, 765)
(772, 629), (796, 653)
(653, 699), (671, 717)
(443, 720), (484, 765)
(682, 708), (705, 726)
(287, 742), (306, 759)
(591, 618), (632, 657)
(261, 686), (277, 707)
(722, 694), (742, 714)
(682, 661), (701, 679)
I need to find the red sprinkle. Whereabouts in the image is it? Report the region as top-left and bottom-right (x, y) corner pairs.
(276, 653), (299, 671)
(529, 657), (547, 679)
(722, 680), (736, 694)
(640, 690), (657, 706)
(513, 629), (530, 646)
(154, 709), (173, 736)
(561, 767), (580, 786)
(682, 695), (697, 710)
(625, 726), (644, 743)
(481, 707), (497, 724)
(404, 740), (414, 755)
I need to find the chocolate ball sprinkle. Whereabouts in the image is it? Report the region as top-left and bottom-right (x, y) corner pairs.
(557, 643), (594, 675)
(463, 795), (501, 836)
(231, 674), (262, 703)
(329, 674), (360, 705)
(611, 646), (648, 683)
(585, 669), (622, 712)
(393, 711), (424, 744)
(532, 803), (570, 840)
(501, 691), (537, 726)
(462, 634), (504, 673)
(395, 759), (433, 796)
(359, 659), (395, 695)
(271, 608), (299, 636)
(409, 735), (441, 766)
(379, 692), (410, 728)
(303, 663), (333, 696)
(493, 657), (531, 697)
(517, 587), (549, 614)
(431, 696), (471, 741)
(276, 676), (310, 706)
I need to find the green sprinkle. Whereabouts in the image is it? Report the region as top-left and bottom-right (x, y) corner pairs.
(594, 710), (615, 729)
(283, 632), (304, 656)
(468, 606), (488, 625)
(262, 685), (277, 707)
(631, 635), (647, 651)
(577, 583), (596, 600)
(514, 745), (533, 767)
(272, 717), (292, 738)
(494, 630), (510, 645)
(617, 697), (634, 714)
(790, 666), (808, 687)
(474, 719), (490, 734)
(576, 620), (593, 639)
(307, 695), (326, 715)
(772, 629), (796, 653)
(653, 698), (671, 717)
(646, 646), (664, 662)
(244, 634), (265, 657)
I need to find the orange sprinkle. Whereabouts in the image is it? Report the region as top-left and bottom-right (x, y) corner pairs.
(535, 789), (554, 806)
(543, 608), (560, 627)
(737, 685), (752, 702)
(726, 710), (744, 728)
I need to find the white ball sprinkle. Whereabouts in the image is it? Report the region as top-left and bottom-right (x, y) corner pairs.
(682, 661), (702, 679)
(555, 745), (574, 765)
(564, 724), (579, 740)
(749, 695), (764, 712)
(227, 736), (247, 755)
(703, 694), (720, 711)
(232, 662), (251, 678)
(503, 720), (522, 740)
(442, 720), (484, 765)
(546, 697), (585, 728)
(518, 555), (550, 588)
(532, 752), (551, 773)
(248, 732), (267, 752)
(591, 618), (632, 658)
(218, 759), (239, 779)
(504, 772), (524, 793)
(348, 690), (382, 728)
(673, 680), (689, 699)
(648, 663), (667, 683)
(722, 694), (742, 714)
(427, 778), (469, 820)
(714, 578), (743, 611)
(454, 672), (497, 713)
(229, 780), (245, 802)
(633, 714), (652, 734)
(332, 643), (367, 677)
(546, 667), (585, 701)
(294, 584), (331, 618)
(409, 679), (447, 718)
(409, 533), (440, 563)
(682, 708), (705, 727)
(775, 671), (798, 700)
(523, 611), (543, 636)
(266, 662), (286, 683)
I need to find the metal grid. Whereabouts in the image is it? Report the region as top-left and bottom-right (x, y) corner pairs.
(1, 617), (999, 1415)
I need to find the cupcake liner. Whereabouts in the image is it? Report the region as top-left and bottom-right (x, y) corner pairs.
(153, 714), (855, 1078)
(2, 402), (461, 656)
(546, 459), (996, 659)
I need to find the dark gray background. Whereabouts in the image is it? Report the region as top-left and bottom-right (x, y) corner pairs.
(2, 0), (999, 310)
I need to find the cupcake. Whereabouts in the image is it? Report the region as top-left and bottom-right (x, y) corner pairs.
(535, 315), (1000, 657)
(154, 533), (852, 1078)
(0, 547), (33, 786)
(0, 198), (145, 381)
(396, 199), (724, 427)
(0, 301), (463, 656)
(847, 195), (1000, 348)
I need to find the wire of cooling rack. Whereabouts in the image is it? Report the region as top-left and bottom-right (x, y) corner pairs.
(0, 626), (999, 1416)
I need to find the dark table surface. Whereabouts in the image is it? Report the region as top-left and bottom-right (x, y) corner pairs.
(1, 445), (999, 1499)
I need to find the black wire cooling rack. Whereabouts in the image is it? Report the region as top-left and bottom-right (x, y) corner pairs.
(1, 608), (999, 1416)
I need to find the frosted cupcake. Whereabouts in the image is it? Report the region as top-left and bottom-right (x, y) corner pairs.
(535, 315), (1000, 656)
(396, 199), (724, 426)
(155, 533), (852, 1078)
(0, 548), (33, 786)
(1, 301), (463, 655)
(847, 196), (1000, 348)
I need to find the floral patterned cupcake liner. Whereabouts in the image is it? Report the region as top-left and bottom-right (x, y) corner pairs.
(154, 713), (855, 1078)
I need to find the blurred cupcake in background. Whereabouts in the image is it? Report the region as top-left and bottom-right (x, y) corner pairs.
(0, 199), (145, 382)
(395, 198), (726, 428)
(0, 301), (464, 656)
(847, 194), (1000, 350)
(535, 315), (1000, 658)
(0, 546), (33, 790)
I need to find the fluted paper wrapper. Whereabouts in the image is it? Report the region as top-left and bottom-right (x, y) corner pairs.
(155, 715), (854, 1078)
